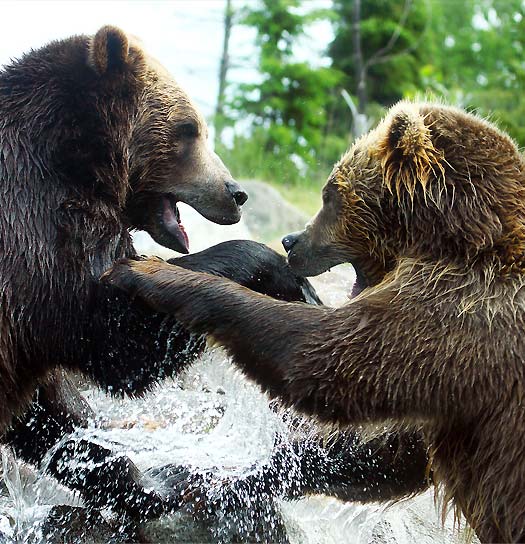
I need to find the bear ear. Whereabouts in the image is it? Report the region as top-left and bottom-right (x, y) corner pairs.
(88, 26), (129, 75)
(376, 104), (444, 199)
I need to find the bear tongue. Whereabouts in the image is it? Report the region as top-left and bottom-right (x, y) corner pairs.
(162, 197), (190, 253)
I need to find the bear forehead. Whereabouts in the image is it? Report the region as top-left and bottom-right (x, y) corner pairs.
(328, 139), (377, 193)
(134, 47), (206, 129)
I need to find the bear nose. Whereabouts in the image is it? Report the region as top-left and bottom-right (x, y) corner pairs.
(226, 181), (248, 206)
(282, 232), (301, 253)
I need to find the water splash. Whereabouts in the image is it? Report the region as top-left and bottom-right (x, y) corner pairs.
(0, 447), (81, 543)
(0, 182), (478, 543)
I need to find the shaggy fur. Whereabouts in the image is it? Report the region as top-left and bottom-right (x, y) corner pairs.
(0, 25), (276, 521)
(0, 22), (248, 426)
(105, 102), (525, 542)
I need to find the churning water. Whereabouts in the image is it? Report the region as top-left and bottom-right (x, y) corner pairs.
(0, 184), (475, 543)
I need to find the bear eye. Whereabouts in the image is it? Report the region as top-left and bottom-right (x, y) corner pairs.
(175, 122), (199, 139)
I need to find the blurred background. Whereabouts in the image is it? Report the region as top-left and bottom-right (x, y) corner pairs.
(3, 0), (524, 218)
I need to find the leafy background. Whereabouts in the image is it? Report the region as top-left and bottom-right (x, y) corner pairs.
(215, 0), (525, 210)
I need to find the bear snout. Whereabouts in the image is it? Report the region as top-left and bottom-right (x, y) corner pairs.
(282, 231), (301, 253)
(226, 180), (248, 207)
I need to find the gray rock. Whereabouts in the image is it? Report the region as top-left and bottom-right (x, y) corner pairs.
(239, 181), (309, 242)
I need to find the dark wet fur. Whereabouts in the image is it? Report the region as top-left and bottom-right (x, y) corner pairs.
(0, 26), (318, 529)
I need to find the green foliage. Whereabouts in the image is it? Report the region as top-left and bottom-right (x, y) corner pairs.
(219, 0), (346, 186)
(217, 128), (307, 186)
(421, 0), (525, 145)
(218, 0), (525, 196)
(330, 0), (430, 106)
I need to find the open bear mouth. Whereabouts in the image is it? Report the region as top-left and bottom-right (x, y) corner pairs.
(349, 263), (371, 299)
(160, 195), (189, 254)
(349, 257), (392, 299)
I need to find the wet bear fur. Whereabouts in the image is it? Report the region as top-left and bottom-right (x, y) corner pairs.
(0, 25), (317, 527)
(105, 102), (525, 542)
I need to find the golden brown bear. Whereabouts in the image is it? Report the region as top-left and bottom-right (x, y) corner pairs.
(104, 102), (525, 543)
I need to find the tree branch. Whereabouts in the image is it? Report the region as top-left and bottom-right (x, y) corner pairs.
(366, 0), (432, 69)
(365, 0), (413, 69)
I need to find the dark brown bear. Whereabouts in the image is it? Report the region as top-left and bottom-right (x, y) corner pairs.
(0, 25), (320, 528)
(0, 25), (246, 427)
(105, 102), (525, 543)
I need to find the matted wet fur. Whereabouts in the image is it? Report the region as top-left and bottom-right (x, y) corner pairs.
(0, 25), (264, 523)
(105, 102), (525, 543)
(0, 24), (246, 428)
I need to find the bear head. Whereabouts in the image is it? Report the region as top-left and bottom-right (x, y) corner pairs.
(87, 26), (248, 254)
(283, 102), (525, 292)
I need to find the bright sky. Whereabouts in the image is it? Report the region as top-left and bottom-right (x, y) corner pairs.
(0, 0), (333, 119)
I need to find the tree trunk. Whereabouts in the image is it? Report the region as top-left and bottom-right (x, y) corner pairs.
(215, 0), (233, 146)
(352, 0), (367, 116)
